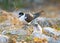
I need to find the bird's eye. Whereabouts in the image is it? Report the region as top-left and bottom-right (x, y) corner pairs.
(19, 12), (24, 16)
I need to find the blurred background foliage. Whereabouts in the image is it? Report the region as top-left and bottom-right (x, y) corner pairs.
(0, 0), (60, 11)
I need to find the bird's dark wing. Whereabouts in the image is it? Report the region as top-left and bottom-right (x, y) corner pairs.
(33, 12), (41, 19)
(25, 14), (34, 22)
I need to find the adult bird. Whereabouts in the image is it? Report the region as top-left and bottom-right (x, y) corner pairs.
(18, 12), (34, 24)
(18, 10), (44, 24)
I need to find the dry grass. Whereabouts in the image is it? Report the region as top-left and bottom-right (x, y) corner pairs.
(34, 37), (48, 43)
(0, 11), (24, 29)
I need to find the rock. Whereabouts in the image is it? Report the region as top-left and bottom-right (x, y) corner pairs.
(48, 37), (60, 43)
(43, 27), (60, 37)
(2, 29), (28, 36)
(2, 30), (7, 35)
(0, 35), (9, 43)
(10, 29), (28, 35)
(31, 17), (51, 27)
(0, 35), (16, 43)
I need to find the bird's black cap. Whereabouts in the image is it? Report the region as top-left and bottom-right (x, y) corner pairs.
(19, 12), (24, 16)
